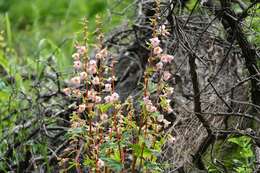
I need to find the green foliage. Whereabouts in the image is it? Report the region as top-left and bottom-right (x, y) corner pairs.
(244, 3), (260, 47)
(207, 136), (255, 173)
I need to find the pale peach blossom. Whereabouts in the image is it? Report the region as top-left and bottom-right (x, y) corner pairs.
(149, 37), (160, 47)
(95, 96), (102, 103)
(153, 46), (163, 55)
(92, 76), (100, 85)
(156, 61), (163, 70)
(70, 76), (81, 86)
(104, 83), (112, 92)
(104, 95), (111, 103)
(147, 105), (157, 112)
(143, 96), (152, 105)
(160, 54), (174, 63)
(159, 25), (170, 36)
(87, 66), (97, 75)
(89, 60), (97, 66)
(166, 87), (174, 96)
(163, 71), (171, 81)
(167, 107), (173, 113)
(97, 159), (105, 167)
(88, 89), (96, 100)
(100, 113), (108, 121)
(163, 119), (171, 128)
(80, 72), (88, 80)
(78, 104), (86, 113)
(110, 92), (119, 102)
(76, 45), (86, 55)
(63, 88), (71, 95)
(72, 89), (82, 97)
(168, 135), (176, 143)
(73, 60), (82, 70)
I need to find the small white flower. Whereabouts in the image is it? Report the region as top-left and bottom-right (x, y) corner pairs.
(97, 159), (105, 167)
(163, 119), (171, 128)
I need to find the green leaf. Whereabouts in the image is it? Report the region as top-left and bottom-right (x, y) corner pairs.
(0, 52), (9, 74)
(5, 13), (12, 47)
(97, 103), (113, 113)
(100, 157), (123, 173)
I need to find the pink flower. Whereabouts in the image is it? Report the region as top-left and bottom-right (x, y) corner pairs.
(63, 88), (71, 95)
(72, 89), (82, 97)
(110, 92), (119, 102)
(147, 105), (157, 112)
(100, 113), (108, 121)
(76, 45), (86, 55)
(78, 104), (86, 113)
(73, 60), (82, 70)
(92, 76), (100, 85)
(95, 96), (102, 103)
(70, 76), (81, 86)
(159, 25), (170, 36)
(72, 53), (80, 60)
(149, 37), (160, 47)
(88, 89), (96, 101)
(163, 71), (171, 81)
(104, 92), (120, 103)
(89, 60), (97, 66)
(160, 54), (174, 63)
(143, 96), (157, 113)
(153, 46), (163, 55)
(104, 83), (112, 92)
(156, 62), (163, 70)
(143, 96), (152, 105)
(88, 66), (97, 75)
(104, 95), (111, 103)
(80, 72), (88, 80)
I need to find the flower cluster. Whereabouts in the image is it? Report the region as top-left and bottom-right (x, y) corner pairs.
(60, 10), (177, 173)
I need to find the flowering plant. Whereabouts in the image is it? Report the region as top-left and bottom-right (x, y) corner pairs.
(60, 9), (176, 172)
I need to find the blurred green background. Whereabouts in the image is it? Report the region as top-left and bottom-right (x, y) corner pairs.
(0, 0), (132, 71)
